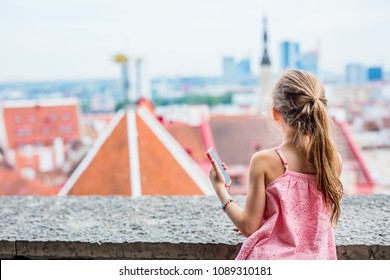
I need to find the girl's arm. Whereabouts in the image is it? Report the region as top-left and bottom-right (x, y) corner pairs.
(210, 152), (267, 237)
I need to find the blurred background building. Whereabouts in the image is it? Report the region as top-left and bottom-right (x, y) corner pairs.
(1, 1), (390, 197)
(280, 41), (319, 75)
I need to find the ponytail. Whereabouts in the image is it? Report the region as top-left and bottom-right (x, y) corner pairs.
(272, 70), (343, 225)
(309, 100), (343, 225)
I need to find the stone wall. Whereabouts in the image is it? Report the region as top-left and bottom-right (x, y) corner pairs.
(0, 195), (389, 259)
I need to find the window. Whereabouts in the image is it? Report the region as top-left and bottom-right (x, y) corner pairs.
(49, 113), (58, 121)
(28, 114), (37, 123)
(62, 112), (71, 121)
(15, 127), (33, 137)
(13, 115), (23, 124)
(34, 141), (44, 147)
(40, 127), (51, 135)
(58, 125), (73, 134)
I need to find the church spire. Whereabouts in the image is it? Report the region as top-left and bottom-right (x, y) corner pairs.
(260, 16), (271, 66)
(255, 15), (272, 115)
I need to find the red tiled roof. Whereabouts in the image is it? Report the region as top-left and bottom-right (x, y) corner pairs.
(165, 123), (208, 162)
(0, 165), (57, 196)
(66, 113), (131, 195)
(137, 114), (203, 195)
(210, 114), (281, 165)
(59, 106), (212, 196)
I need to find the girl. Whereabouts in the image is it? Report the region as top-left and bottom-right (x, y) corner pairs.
(209, 69), (343, 260)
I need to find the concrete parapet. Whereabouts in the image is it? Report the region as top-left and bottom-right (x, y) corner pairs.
(0, 195), (388, 259)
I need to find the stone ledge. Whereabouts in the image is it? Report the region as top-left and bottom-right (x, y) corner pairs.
(0, 195), (389, 259)
(0, 241), (15, 259)
(336, 245), (390, 260)
(2, 241), (389, 260)
(6, 241), (240, 260)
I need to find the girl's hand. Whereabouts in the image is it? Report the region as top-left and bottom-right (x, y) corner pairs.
(209, 160), (228, 192)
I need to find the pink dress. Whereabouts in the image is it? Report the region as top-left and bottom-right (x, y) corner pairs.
(235, 147), (337, 260)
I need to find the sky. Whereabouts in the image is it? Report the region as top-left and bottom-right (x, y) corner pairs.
(0, 0), (390, 82)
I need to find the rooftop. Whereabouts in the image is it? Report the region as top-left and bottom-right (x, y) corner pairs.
(0, 165), (57, 196)
(210, 114), (280, 165)
(58, 106), (213, 196)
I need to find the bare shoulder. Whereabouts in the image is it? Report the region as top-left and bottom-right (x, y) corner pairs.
(250, 148), (277, 163)
(250, 148), (279, 171)
(249, 148), (283, 185)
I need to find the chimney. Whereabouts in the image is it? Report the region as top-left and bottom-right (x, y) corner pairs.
(54, 137), (64, 168)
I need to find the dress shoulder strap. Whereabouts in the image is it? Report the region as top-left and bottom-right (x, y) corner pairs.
(275, 147), (289, 170)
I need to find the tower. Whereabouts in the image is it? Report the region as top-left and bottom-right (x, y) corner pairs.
(280, 41), (300, 70)
(222, 56), (235, 83)
(260, 16), (271, 68)
(114, 54), (131, 102)
(257, 16), (272, 114)
(135, 57), (143, 99)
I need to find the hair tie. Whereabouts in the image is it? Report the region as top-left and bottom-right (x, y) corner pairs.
(312, 97), (319, 103)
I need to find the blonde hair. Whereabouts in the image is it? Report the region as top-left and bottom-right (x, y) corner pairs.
(272, 69), (343, 224)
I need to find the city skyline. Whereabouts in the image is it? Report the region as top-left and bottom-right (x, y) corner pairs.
(1, 0), (390, 82)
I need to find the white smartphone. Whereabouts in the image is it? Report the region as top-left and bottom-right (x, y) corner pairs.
(206, 147), (232, 187)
